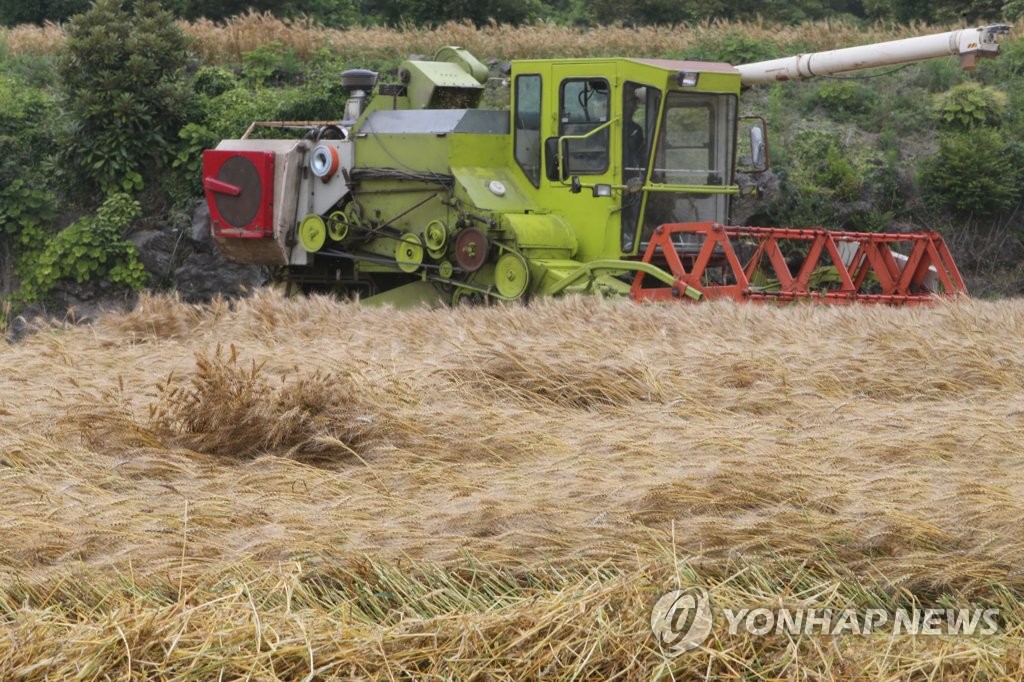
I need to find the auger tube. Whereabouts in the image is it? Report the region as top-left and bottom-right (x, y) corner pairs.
(737, 24), (1009, 86)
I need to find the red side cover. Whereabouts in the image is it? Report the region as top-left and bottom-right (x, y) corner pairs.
(202, 150), (276, 238)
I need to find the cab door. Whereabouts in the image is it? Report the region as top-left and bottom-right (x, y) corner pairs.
(543, 63), (619, 261)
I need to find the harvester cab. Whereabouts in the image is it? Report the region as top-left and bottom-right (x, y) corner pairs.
(202, 25), (1008, 306)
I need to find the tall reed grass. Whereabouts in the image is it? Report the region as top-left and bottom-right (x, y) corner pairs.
(1, 13), (1004, 63)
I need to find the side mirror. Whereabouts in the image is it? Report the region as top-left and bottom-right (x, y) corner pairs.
(737, 115), (769, 174)
(750, 126), (766, 167)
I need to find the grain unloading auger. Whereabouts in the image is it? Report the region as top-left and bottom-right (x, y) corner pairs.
(202, 25), (1008, 307)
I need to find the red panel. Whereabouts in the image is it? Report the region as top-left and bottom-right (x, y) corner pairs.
(202, 149), (275, 238)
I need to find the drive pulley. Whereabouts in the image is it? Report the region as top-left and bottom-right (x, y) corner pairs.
(396, 233), (424, 273)
(495, 251), (530, 299)
(424, 219), (448, 259)
(298, 214), (327, 252)
(326, 210), (350, 242)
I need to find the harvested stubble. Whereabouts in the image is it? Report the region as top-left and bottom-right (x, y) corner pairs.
(1, 292), (1024, 679)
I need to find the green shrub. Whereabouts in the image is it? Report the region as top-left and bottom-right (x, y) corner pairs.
(912, 59), (967, 93)
(273, 81), (347, 121)
(886, 89), (932, 135)
(59, 0), (192, 197)
(0, 74), (61, 297)
(790, 130), (864, 201)
(167, 123), (221, 206)
(932, 81), (1007, 131)
(203, 86), (300, 137)
(242, 42), (306, 87)
(0, 54), (58, 88)
(193, 65), (238, 97)
(691, 30), (779, 64)
(18, 193), (147, 303)
(813, 80), (880, 124)
(0, 180), (56, 296)
(919, 128), (1024, 218)
(763, 128), (908, 232)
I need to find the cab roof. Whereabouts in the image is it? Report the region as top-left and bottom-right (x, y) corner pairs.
(628, 59), (738, 73)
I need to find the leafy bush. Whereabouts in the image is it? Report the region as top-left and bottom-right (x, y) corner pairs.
(59, 0), (192, 197)
(885, 89), (932, 135)
(167, 123), (222, 206)
(692, 30), (779, 64)
(919, 128), (1024, 218)
(0, 73), (61, 297)
(932, 82), (1008, 131)
(763, 130), (870, 229)
(0, 180), (56, 297)
(194, 65), (239, 97)
(242, 42), (306, 87)
(18, 193), (147, 303)
(0, 77), (57, 183)
(0, 180), (55, 251)
(910, 59), (967, 94)
(0, 53), (58, 88)
(813, 80), (879, 124)
(790, 130), (863, 201)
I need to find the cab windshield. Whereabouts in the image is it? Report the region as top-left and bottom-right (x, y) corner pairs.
(653, 91), (734, 187)
(639, 91), (737, 244)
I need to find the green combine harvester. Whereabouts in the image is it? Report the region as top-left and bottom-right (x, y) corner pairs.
(203, 26), (1007, 306)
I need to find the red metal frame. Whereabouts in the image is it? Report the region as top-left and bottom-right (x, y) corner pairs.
(202, 150), (276, 239)
(630, 222), (967, 305)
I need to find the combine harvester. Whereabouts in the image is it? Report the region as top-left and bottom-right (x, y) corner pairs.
(203, 25), (1009, 306)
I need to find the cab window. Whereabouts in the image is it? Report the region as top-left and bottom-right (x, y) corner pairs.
(513, 75), (542, 187)
(621, 82), (661, 250)
(558, 78), (609, 175)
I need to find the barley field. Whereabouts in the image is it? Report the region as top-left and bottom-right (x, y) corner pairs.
(0, 292), (1022, 678)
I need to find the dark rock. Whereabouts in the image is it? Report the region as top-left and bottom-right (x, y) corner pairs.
(50, 280), (138, 324)
(130, 229), (180, 284)
(190, 200), (213, 251)
(174, 200), (267, 302)
(5, 281), (137, 343)
(174, 251), (267, 302)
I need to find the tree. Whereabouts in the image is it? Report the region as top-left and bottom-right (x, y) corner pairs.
(174, 0), (358, 26)
(865, 0), (1005, 22)
(58, 0), (192, 197)
(0, 74), (58, 298)
(367, 0), (543, 26)
(0, 0), (89, 26)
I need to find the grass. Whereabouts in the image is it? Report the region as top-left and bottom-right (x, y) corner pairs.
(0, 291), (1023, 678)
(1, 14), (1011, 63)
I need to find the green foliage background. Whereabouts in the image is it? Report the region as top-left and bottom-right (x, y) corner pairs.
(2, 0), (1023, 28)
(2, 0), (1024, 321)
